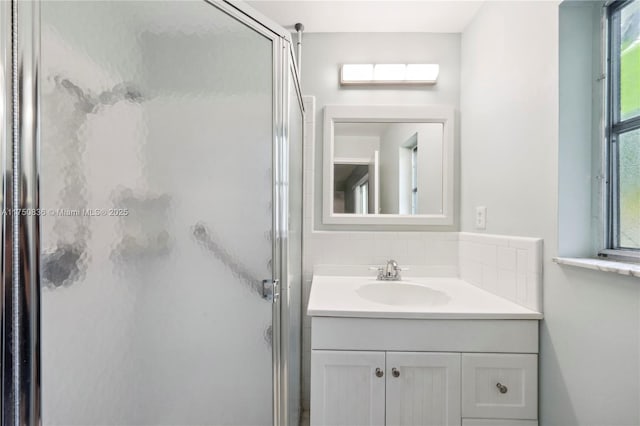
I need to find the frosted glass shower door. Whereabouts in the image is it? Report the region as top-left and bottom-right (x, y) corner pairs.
(40, 2), (276, 425)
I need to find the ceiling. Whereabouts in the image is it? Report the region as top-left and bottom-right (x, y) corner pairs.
(245, 1), (485, 33)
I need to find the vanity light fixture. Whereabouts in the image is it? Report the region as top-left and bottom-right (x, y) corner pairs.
(340, 63), (439, 85)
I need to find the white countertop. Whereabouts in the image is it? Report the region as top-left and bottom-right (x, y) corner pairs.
(307, 275), (543, 320)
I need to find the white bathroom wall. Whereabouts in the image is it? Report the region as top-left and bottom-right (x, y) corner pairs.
(461, 2), (640, 425)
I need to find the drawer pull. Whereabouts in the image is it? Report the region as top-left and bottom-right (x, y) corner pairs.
(375, 368), (383, 378)
(496, 382), (508, 394)
(392, 368), (400, 378)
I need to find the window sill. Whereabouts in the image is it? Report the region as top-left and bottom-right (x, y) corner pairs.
(553, 257), (640, 278)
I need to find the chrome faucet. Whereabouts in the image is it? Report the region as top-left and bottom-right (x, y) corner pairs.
(376, 259), (402, 281)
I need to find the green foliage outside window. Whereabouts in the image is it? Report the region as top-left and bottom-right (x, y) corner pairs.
(618, 0), (640, 248)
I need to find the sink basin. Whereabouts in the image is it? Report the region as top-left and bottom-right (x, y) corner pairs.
(356, 282), (451, 306)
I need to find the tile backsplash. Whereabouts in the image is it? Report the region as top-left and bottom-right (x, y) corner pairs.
(458, 232), (543, 312)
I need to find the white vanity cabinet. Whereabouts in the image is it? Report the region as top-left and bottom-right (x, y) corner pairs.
(310, 318), (540, 426)
(308, 274), (543, 426)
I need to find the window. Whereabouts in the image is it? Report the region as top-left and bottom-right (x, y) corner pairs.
(359, 181), (369, 214)
(605, 0), (640, 258)
(353, 176), (369, 215)
(411, 145), (418, 215)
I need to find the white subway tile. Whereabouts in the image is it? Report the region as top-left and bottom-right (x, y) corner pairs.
(480, 244), (498, 267)
(497, 246), (517, 271)
(481, 265), (498, 294)
(426, 240), (458, 266)
(516, 249), (528, 274)
(497, 269), (517, 302)
(527, 273), (542, 312)
(459, 241), (472, 261)
(405, 242), (427, 265)
(468, 242), (484, 262)
(403, 232), (425, 240)
(391, 239), (409, 258)
(374, 237), (394, 258)
(459, 232), (509, 246)
(507, 237), (538, 251)
(529, 240), (543, 274)
(461, 261), (483, 286)
(350, 232), (372, 240)
(407, 238), (427, 256)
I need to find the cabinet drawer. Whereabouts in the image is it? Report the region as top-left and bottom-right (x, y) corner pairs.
(462, 354), (537, 420)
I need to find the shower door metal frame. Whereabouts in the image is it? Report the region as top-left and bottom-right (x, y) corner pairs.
(1, 1), (303, 425)
(0, 0), (12, 421)
(1, 1), (41, 425)
(211, 3), (304, 426)
(280, 40), (304, 426)
(209, 4), (305, 426)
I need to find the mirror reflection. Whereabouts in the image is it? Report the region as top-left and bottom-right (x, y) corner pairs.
(333, 122), (444, 215)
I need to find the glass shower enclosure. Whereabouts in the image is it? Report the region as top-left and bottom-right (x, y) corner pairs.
(0, 1), (303, 425)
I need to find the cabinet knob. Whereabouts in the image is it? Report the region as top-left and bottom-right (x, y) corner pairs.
(375, 368), (384, 378)
(392, 368), (400, 378)
(496, 382), (508, 394)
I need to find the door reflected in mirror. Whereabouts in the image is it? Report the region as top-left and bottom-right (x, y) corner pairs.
(332, 122), (444, 215)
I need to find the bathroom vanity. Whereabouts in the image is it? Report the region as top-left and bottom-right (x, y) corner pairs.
(308, 274), (543, 426)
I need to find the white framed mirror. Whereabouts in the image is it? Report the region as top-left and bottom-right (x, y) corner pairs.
(323, 105), (455, 225)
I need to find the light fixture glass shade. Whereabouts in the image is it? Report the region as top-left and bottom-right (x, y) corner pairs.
(341, 64), (374, 82)
(406, 64), (439, 82)
(340, 63), (439, 85)
(373, 64), (406, 81)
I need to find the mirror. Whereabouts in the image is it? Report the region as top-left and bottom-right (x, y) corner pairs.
(333, 122), (444, 215)
(323, 105), (455, 226)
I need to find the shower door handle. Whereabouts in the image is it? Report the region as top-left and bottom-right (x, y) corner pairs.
(262, 279), (279, 302)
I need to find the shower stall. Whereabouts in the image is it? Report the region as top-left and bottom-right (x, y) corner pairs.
(0, 1), (303, 425)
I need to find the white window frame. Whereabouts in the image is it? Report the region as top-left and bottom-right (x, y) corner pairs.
(600, 0), (640, 262)
(411, 144), (418, 215)
(353, 174), (369, 215)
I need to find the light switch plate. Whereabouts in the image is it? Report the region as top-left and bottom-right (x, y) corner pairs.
(475, 206), (487, 230)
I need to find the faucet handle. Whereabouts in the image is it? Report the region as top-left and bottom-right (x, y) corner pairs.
(369, 266), (386, 280)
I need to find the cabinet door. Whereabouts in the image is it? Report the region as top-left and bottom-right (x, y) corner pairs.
(311, 350), (386, 426)
(386, 352), (461, 426)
